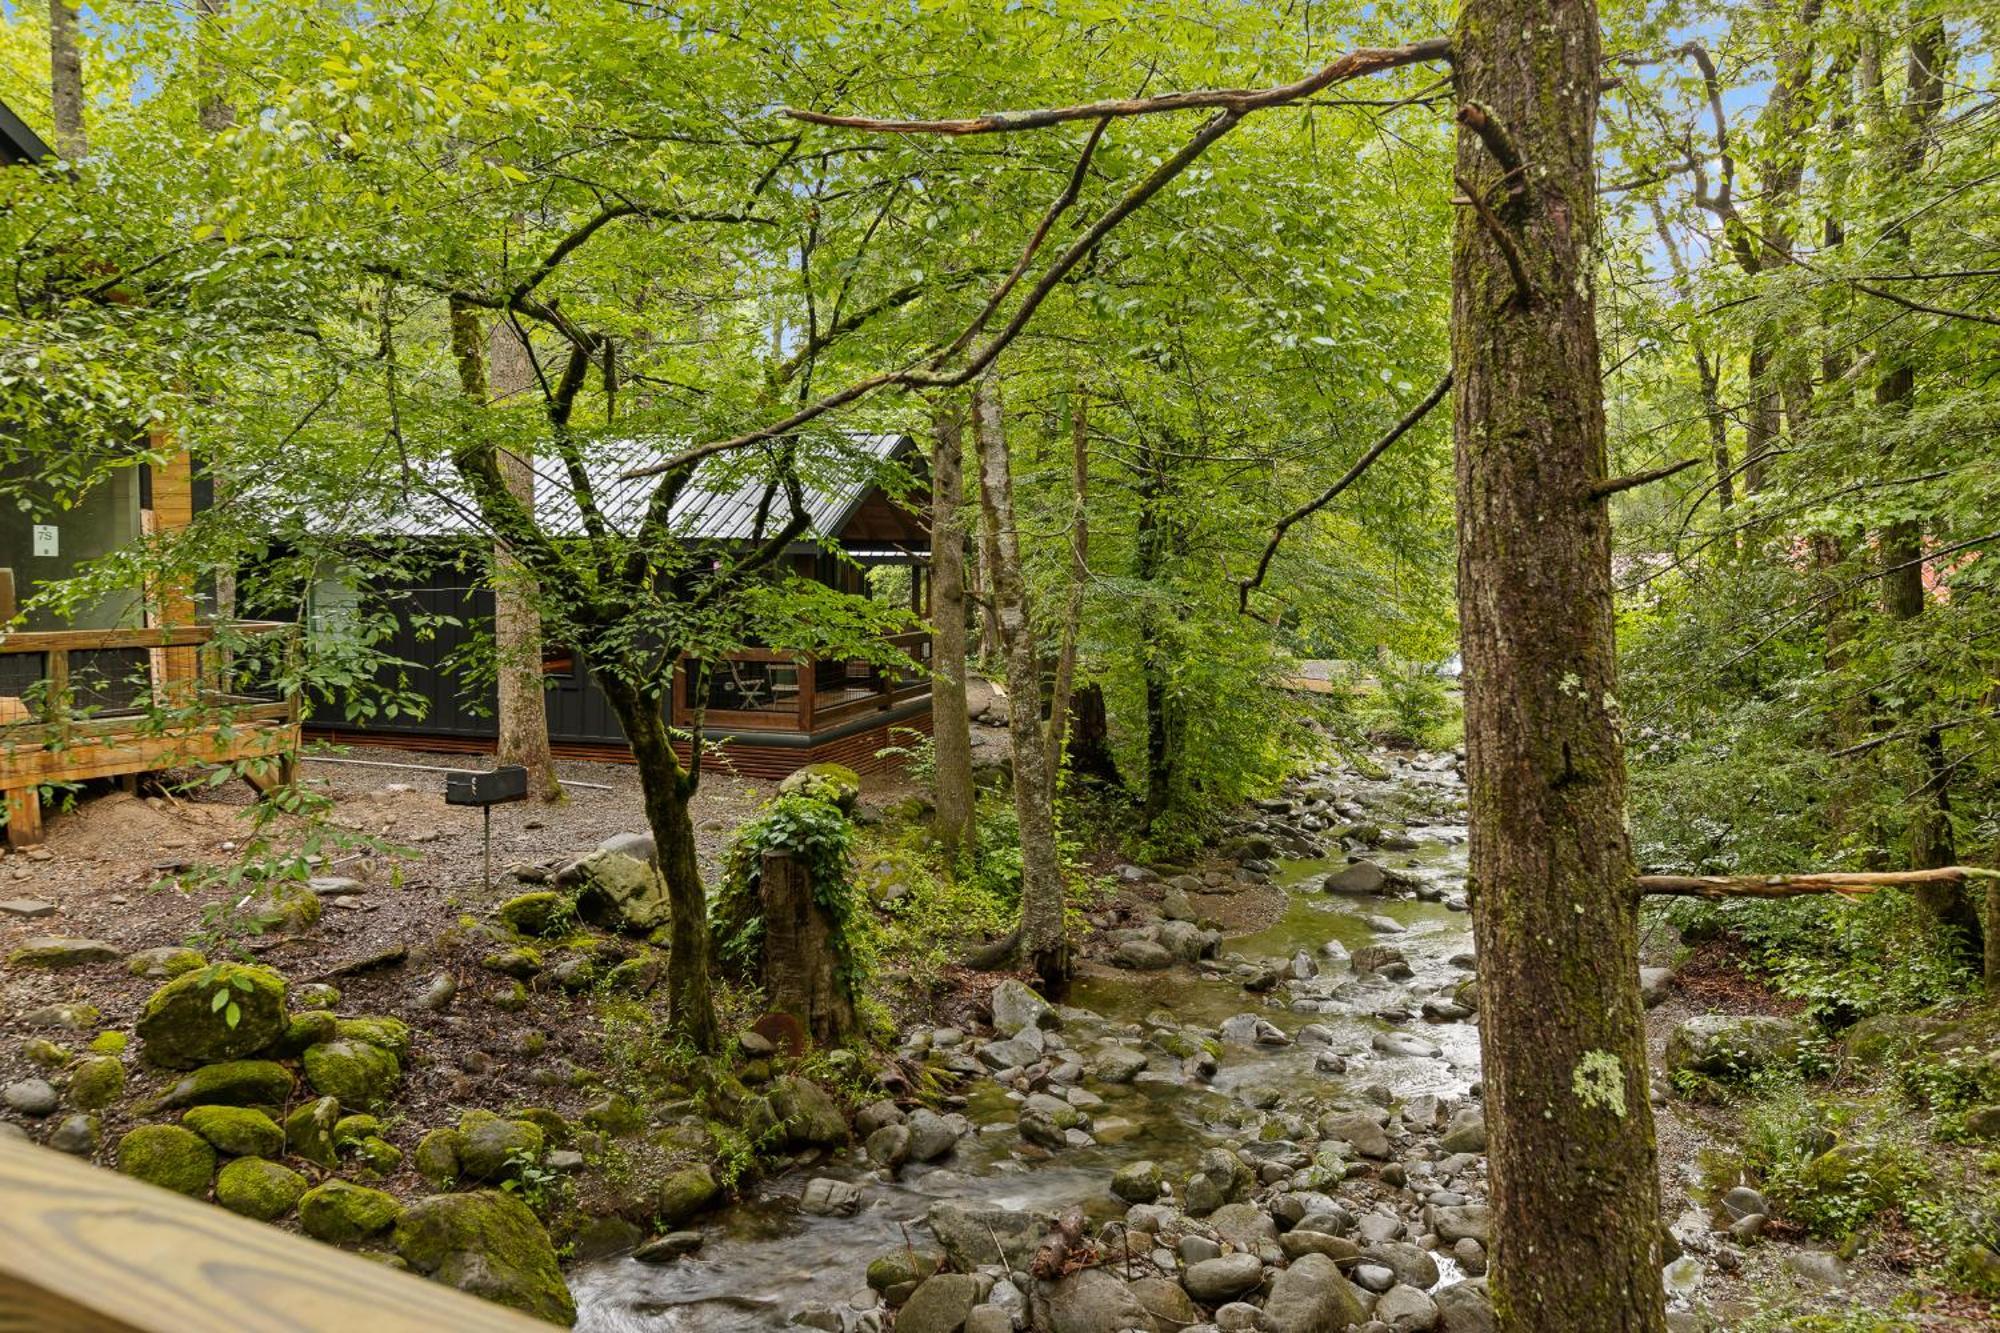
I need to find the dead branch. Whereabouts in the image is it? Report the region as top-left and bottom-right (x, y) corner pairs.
(1238, 374), (1452, 613)
(1589, 456), (1700, 500)
(1454, 173), (1534, 308)
(783, 38), (1452, 135)
(1638, 866), (2000, 900)
(1456, 102), (1528, 209)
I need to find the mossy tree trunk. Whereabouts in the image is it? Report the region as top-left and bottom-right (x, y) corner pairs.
(49, 0), (86, 160)
(599, 673), (721, 1053)
(1451, 0), (1667, 1327)
(972, 373), (1070, 995)
(930, 399), (975, 859)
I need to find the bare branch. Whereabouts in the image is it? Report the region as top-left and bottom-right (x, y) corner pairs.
(782, 38), (1451, 135)
(1238, 374), (1452, 613)
(1588, 456), (1699, 500)
(1639, 866), (2000, 899)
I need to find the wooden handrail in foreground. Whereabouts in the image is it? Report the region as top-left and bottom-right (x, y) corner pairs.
(0, 1136), (548, 1332)
(0, 620), (295, 654)
(1638, 865), (2000, 899)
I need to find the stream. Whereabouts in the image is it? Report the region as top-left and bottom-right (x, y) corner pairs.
(571, 753), (1480, 1332)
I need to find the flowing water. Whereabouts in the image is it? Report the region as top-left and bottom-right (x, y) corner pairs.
(571, 756), (1477, 1331)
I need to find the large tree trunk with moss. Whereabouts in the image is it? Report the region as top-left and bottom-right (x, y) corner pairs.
(1047, 383), (1089, 767)
(1451, 1), (1666, 1328)
(759, 849), (857, 1045)
(972, 374), (1070, 995)
(599, 674), (720, 1052)
(930, 401), (975, 859)
(1872, 23), (1977, 952)
(449, 302), (562, 804)
(48, 0), (85, 160)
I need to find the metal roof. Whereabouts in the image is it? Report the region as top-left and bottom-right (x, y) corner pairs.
(326, 432), (916, 547)
(0, 99), (51, 167)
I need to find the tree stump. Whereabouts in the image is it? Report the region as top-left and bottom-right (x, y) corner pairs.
(759, 849), (857, 1045)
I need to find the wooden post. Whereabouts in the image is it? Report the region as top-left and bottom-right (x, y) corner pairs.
(3, 786), (42, 848)
(759, 848), (856, 1045)
(0, 567), (15, 623)
(799, 658), (816, 734)
(145, 430), (200, 699)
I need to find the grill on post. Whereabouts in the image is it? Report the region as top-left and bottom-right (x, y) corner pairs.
(445, 764), (530, 889)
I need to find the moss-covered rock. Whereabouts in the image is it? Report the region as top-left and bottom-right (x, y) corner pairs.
(456, 1111), (545, 1181)
(335, 1016), (413, 1060)
(411, 1127), (461, 1186)
(88, 1030), (127, 1055)
(275, 1010), (339, 1058)
(214, 1156), (307, 1220)
(778, 762), (861, 812)
(127, 946), (208, 979)
(508, 1106), (570, 1147)
(302, 1040), (402, 1112)
(155, 1059), (295, 1110)
(7, 936), (122, 967)
(116, 1124), (216, 1196)
(334, 1113), (386, 1147)
(580, 1093), (644, 1137)
(182, 1105), (285, 1157)
(393, 1191), (577, 1325)
(497, 891), (571, 937)
(263, 886), (323, 934)
(352, 1136), (404, 1175)
(293, 982), (342, 1010)
(657, 1164), (721, 1225)
(767, 1075), (847, 1148)
(482, 946), (545, 979)
(284, 1095), (342, 1168)
(135, 964), (288, 1070)
(300, 1179), (404, 1244)
(1665, 1015), (1812, 1081)
(65, 1055), (123, 1110)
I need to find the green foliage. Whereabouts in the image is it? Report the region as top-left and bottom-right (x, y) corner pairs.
(1660, 893), (1973, 1026)
(714, 793), (866, 990)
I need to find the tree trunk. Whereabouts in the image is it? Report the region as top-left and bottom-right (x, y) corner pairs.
(1872, 23), (1975, 949)
(972, 374), (1070, 995)
(449, 302), (562, 803)
(1135, 455), (1172, 831)
(930, 400), (975, 859)
(1065, 682), (1121, 785)
(759, 849), (857, 1045)
(1048, 383), (1089, 768)
(600, 674), (721, 1052)
(48, 0), (85, 160)
(194, 0), (233, 135)
(1451, 0), (1667, 1326)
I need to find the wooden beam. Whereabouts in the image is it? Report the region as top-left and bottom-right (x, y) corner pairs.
(143, 430), (199, 693)
(0, 721), (298, 787)
(0, 567), (15, 624)
(0, 1136), (548, 1332)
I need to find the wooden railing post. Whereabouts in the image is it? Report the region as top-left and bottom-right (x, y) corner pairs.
(799, 656), (816, 734)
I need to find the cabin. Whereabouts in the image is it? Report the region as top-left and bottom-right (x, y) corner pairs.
(0, 96), (301, 847)
(307, 433), (934, 778)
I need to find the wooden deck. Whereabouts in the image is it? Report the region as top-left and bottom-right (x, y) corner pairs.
(0, 1135), (544, 1331)
(0, 621), (301, 847)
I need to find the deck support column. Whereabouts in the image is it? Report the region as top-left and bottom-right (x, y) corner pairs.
(4, 786), (42, 848)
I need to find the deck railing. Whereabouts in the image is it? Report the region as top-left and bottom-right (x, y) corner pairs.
(672, 630), (932, 733)
(0, 621), (302, 845)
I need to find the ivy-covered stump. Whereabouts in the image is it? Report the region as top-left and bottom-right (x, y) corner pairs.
(716, 794), (865, 1046)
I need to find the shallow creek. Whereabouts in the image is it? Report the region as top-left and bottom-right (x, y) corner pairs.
(572, 759), (1479, 1331)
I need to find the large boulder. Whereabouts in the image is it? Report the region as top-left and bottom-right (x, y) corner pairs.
(1434, 1280), (1497, 1333)
(116, 1124), (216, 1196)
(768, 1075), (847, 1147)
(1034, 1268), (1154, 1333)
(302, 1040), (402, 1112)
(778, 762), (861, 812)
(1261, 1253), (1368, 1333)
(135, 964), (288, 1069)
(154, 1059), (295, 1111)
(927, 1201), (1047, 1270)
(1323, 862), (1393, 896)
(456, 1111), (545, 1182)
(900, 1273), (983, 1333)
(182, 1105), (285, 1158)
(572, 851), (670, 933)
(1665, 1015), (1812, 1080)
(657, 1165), (722, 1225)
(214, 1156), (307, 1220)
(991, 980), (1059, 1036)
(300, 1179), (403, 1244)
(393, 1191), (576, 1325)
